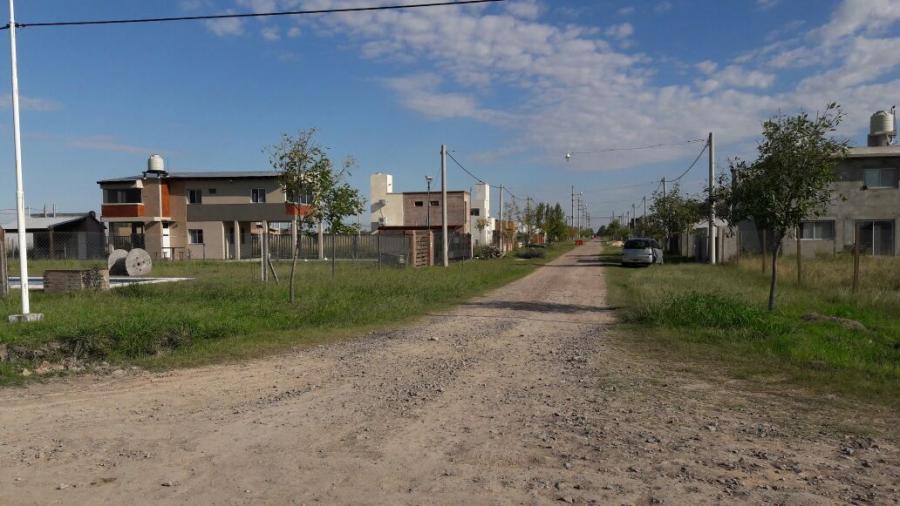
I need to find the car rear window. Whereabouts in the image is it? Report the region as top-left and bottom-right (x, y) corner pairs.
(624, 239), (651, 249)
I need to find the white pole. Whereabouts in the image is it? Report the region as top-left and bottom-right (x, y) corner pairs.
(708, 131), (716, 264)
(440, 144), (448, 267)
(498, 185), (503, 251)
(8, 0), (37, 321)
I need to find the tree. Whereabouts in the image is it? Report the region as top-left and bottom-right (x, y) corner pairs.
(269, 129), (365, 303)
(722, 103), (848, 310)
(544, 203), (568, 242)
(647, 184), (702, 250)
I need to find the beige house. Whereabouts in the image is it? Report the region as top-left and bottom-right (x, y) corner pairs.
(99, 156), (303, 260)
(369, 173), (470, 234)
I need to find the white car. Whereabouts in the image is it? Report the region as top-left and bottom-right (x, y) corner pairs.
(621, 238), (664, 266)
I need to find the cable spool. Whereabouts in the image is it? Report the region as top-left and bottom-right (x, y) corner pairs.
(125, 248), (153, 277)
(108, 249), (128, 275)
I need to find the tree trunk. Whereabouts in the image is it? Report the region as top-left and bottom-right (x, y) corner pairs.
(289, 217), (299, 304)
(796, 230), (802, 286)
(767, 236), (782, 311)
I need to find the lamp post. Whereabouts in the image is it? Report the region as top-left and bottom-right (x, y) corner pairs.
(7, 0), (41, 322)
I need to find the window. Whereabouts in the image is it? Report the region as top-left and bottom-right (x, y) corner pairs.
(189, 229), (204, 244)
(414, 201), (424, 207)
(800, 220), (835, 240)
(103, 188), (142, 204)
(187, 189), (202, 204)
(470, 208), (480, 216)
(208, 188), (217, 195)
(858, 220), (895, 256)
(863, 168), (899, 188)
(251, 188), (266, 203)
(286, 191), (312, 204)
(430, 200), (440, 206)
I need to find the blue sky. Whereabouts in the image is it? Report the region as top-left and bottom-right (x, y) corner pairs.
(0, 0), (898, 226)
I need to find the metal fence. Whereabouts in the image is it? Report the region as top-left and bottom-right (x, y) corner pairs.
(251, 233), (410, 264)
(4, 231), (108, 260)
(433, 232), (473, 264)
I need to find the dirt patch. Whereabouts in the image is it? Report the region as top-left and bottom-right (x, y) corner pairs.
(1, 242), (897, 504)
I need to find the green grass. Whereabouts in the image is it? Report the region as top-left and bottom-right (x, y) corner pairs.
(603, 247), (900, 407)
(1, 242), (572, 383)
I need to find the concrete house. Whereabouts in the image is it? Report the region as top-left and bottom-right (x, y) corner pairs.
(369, 173), (471, 234)
(690, 110), (900, 262)
(98, 155), (303, 260)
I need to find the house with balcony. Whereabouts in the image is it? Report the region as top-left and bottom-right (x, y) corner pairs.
(98, 155), (304, 260)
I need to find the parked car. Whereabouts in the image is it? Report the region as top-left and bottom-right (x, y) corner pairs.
(621, 238), (663, 266)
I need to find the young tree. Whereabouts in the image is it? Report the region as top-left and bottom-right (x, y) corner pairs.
(269, 129), (365, 303)
(648, 184), (702, 250)
(545, 203), (568, 242)
(724, 103), (848, 310)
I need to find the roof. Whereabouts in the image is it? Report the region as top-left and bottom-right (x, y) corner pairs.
(98, 171), (280, 184)
(2, 213), (98, 232)
(846, 146), (900, 159)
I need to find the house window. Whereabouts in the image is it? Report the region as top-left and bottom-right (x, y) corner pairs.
(470, 208), (480, 216)
(414, 201), (424, 207)
(189, 229), (204, 244)
(103, 188), (142, 204)
(251, 188), (267, 203)
(857, 220), (894, 256)
(430, 201), (440, 206)
(187, 189), (202, 204)
(208, 188), (217, 195)
(800, 220), (835, 240)
(863, 168), (899, 188)
(286, 191), (312, 204)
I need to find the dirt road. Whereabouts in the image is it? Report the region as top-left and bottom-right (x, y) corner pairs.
(1, 242), (897, 505)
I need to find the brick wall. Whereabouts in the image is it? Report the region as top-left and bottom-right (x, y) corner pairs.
(44, 269), (110, 293)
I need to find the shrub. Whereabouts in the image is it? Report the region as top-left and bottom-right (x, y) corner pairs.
(474, 245), (502, 259)
(515, 247), (546, 259)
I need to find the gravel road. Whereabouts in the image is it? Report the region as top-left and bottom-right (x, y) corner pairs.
(1, 242), (897, 505)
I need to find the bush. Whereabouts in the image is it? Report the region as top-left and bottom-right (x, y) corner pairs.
(515, 247), (546, 259)
(634, 293), (787, 337)
(474, 245), (502, 259)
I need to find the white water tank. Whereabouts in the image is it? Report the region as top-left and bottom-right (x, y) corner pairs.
(147, 154), (166, 174)
(870, 110), (894, 136)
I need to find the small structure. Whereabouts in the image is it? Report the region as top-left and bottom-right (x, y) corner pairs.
(44, 268), (110, 293)
(108, 248), (153, 276)
(1, 211), (106, 260)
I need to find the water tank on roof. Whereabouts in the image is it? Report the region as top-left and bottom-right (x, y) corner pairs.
(147, 154), (166, 174)
(870, 110), (894, 136)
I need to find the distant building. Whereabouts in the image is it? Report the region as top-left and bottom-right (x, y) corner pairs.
(2, 211), (106, 259)
(98, 155), (307, 260)
(369, 173), (471, 234)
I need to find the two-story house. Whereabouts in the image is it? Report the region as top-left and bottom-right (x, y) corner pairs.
(98, 155), (303, 260)
(781, 110), (899, 257)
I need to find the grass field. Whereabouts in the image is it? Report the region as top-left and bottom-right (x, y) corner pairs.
(603, 247), (900, 406)
(0, 243), (571, 383)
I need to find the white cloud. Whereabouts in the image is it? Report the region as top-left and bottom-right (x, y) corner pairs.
(605, 23), (634, 40)
(205, 13), (244, 36)
(261, 26), (281, 40)
(210, 0), (900, 173)
(653, 2), (673, 14)
(0, 94), (61, 112)
(505, 0), (541, 20)
(287, 26), (302, 38)
(618, 6), (635, 16)
(756, 0), (779, 10)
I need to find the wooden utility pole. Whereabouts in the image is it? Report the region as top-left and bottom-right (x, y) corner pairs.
(440, 144), (449, 267)
(707, 131), (716, 264)
(498, 184), (504, 252)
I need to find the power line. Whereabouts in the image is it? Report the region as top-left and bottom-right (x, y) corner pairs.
(445, 151), (487, 185)
(566, 138), (705, 156)
(668, 141), (709, 183)
(1, 0), (503, 30)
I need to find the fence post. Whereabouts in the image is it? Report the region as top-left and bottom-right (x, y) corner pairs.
(796, 230), (802, 286)
(0, 228), (8, 298)
(377, 234), (382, 270)
(331, 234), (336, 278)
(852, 223), (860, 293)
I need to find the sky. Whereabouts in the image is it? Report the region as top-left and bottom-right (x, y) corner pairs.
(0, 0), (898, 227)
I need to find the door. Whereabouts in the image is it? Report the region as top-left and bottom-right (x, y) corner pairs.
(857, 220), (895, 256)
(161, 222), (171, 258)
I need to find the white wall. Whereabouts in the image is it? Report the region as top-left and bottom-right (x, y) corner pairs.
(369, 173), (404, 230)
(470, 182), (493, 245)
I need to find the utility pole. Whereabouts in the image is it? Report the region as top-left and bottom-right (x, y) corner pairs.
(498, 184), (504, 252)
(440, 144), (448, 267)
(632, 203), (636, 231)
(661, 177), (666, 197)
(642, 196), (647, 219)
(708, 131), (716, 264)
(7, 0), (40, 322)
(570, 185), (575, 239)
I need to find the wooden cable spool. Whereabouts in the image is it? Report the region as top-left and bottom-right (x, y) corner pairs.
(124, 248), (153, 277)
(107, 249), (129, 276)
